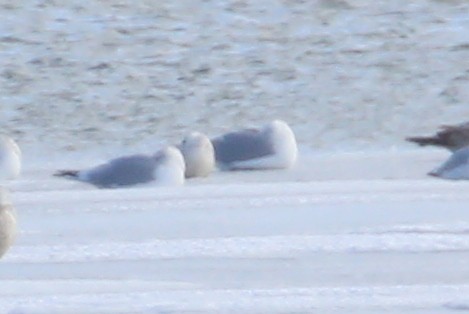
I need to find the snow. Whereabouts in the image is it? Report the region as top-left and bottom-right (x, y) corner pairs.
(0, 0), (468, 151)
(1, 149), (469, 313)
(1, 0), (469, 312)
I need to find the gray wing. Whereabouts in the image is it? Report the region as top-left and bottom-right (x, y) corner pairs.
(430, 147), (469, 178)
(84, 155), (157, 188)
(407, 121), (469, 151)
(211, 129), (274, 165)
(452, 121), (469, 129)
(436, 123), (469, 151)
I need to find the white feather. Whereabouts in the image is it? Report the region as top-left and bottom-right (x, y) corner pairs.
(180, 132), (215, 178)
(0, 188), (16, 259)
(153, 146), (186, 186)
(230, 120), (298, 170)
(0, 135), (21, 180)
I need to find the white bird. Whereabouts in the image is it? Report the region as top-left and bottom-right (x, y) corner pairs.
(429, 146), (469, 180)
(0, 135), (21, 180)
(179, 132), (215, 178)
(54, 146), (186, 188)
(211, 120), (298, 171)
(0, 188), (16, 259)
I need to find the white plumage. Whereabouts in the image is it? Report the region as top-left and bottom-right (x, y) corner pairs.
(0, 188), (16, 259)
(0, 135), (21, 181)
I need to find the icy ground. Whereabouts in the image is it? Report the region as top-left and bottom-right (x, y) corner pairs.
(1, 149), (469, 313)
(1, 0), (469, 312)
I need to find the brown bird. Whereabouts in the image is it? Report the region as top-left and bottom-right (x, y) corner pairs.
(406, 121), (469, 152)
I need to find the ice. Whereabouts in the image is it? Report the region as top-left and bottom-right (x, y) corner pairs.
(1, 0), (469, 312)
(0, 149), (468, 312)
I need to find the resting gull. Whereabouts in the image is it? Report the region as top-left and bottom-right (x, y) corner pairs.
(429, 146), (469, 180)
(54, 146), (186, 188)
(0, 135), (21, 180)
(0, 188), (16, 259)
(179, 132), (215, 178)
(406, 121), (469, 152)
(211, 120), (298, 171)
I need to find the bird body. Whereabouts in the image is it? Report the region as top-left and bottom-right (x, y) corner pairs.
(0, 188), (16, 259)
(0, 135), (21, 180)
(54, 146), (185, 188)
(212, 120), (298, 171)
(407, 121), (469, 151)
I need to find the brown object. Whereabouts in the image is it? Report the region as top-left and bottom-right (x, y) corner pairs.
(406, 121), (469, 152)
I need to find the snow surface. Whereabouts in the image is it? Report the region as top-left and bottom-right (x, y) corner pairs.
(2, 149), (469, 313)
(1, 0), (469, 313)
(0, 0), (468, 151)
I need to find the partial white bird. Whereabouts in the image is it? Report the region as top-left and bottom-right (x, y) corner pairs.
(179, 132), (215, 178)
(429, 146), (469, 180)
(0, 135), (21, 180)
(54, 146), (186, 188)
(0, 187), (16, 259)
(211, 120), (298, 171)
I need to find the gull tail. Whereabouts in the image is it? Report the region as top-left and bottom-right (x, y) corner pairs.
(406, 136), (445, 148)
(53, 170), (79, 178)
(427, 170), (440, 178)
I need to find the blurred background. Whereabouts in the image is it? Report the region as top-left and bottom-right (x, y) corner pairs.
(0, 0), (468, 152)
